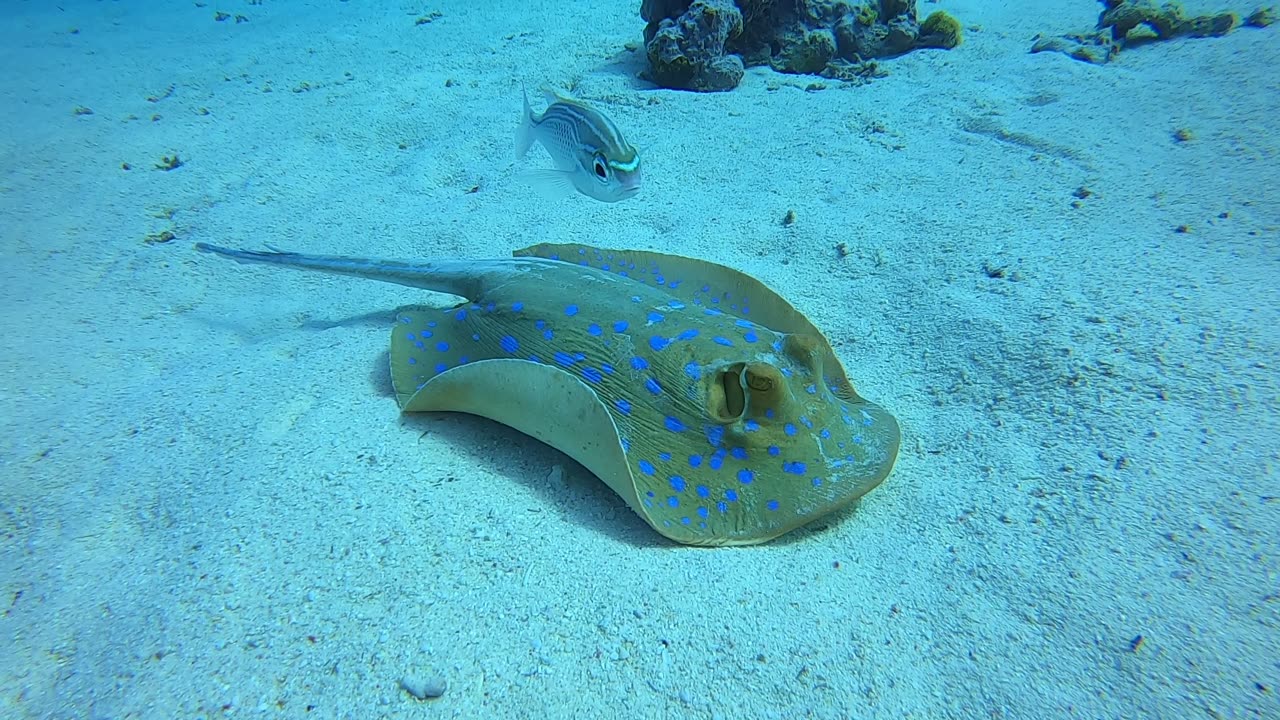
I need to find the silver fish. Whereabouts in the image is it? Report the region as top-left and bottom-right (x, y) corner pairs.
(515, 87), (641, 203)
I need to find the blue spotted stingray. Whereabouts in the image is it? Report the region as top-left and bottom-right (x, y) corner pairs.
(195, 242), (900, 546)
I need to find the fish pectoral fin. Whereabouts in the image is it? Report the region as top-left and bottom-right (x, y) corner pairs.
(518, 169), (579, 199)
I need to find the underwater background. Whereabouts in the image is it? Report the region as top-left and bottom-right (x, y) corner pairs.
(1, 0), (1277, 718)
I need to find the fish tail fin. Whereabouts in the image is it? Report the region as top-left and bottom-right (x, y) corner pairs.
(515, 83), (536, 160)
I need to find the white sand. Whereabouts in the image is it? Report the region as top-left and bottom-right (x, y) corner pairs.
(2, 0), (1276, 717)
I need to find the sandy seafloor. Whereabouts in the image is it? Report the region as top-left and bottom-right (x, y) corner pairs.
(1, 0), (1277, 718)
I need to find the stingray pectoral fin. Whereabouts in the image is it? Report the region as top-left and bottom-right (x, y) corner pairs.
(398, 358), (657, 532)
(514, 243), (862, 401)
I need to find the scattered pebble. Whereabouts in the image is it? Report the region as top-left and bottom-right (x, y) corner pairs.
(400, 674), (447, 700)
(546, 464), (565, 487)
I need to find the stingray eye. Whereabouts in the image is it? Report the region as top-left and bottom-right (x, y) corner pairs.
(745, 371), (774, 392)
(592, 155), (608, 179)
(707, 363), (748, 423)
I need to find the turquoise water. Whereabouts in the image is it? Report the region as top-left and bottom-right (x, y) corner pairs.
(1, 1), (1276, 718)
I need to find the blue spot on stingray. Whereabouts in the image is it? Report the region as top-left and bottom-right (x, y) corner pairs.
(587, 323), (602, 336)
(415, 341), (424, 349)
(765, 408), (776, 419)
(801, 416), (814, 429)
(613, 320), (629, 333)
(655, 275), (665, 285)
(697, 506), (709, 518)
(784, 461), (807, 475)
(705, 426), (724, 447)
(638, 459), (656, 475)
(434, 363), (447, 373)
(664, 416), (686, 433)
(734, 319), (753, 328)
(553, 352), (575, 367)
(543, 329), (554, 341)
(704, 307), (723, 316)
(400, 317), (411, 324)
(471, 334), (480, 341)
(601, 363), (615, 375)
(743, 332), (759, 343)
(701, 284), (711, 292)
(615, 399), (632, 415)
(676, 329), (699, 341)
(668, 298), (686, 308)
(784, 423), (797, 436)
(669, 476), (686, 492)
(737, 468), (754, 484)
(725, 489), (739, 502)
(630, 356), (649, 370)
(436, 341), (450, 352)
(512, 302), (525, 312)
(644, 378), (662, 395)
(565, 304), (579, 316)
(577, 248), (586, 255)
(454, 309), (467, 321)
(820, 428), (831, 439)
(781, 368), (793, 378)
(744, 419), (760, 432)
(767, 500), (780, 511)
(582, 367), (603, 383)
(647, 311), (665, 324)
(805, 384), (817, 394)
(713, 336), (734, 347)
(812, 477), (824, 487)
(649, 336), (669, 351)
(768, 445), (781, 456)
(688, 455), (703, 468)
(406, 333), (417, 340)
(684, 362), (701, 380)
(485, 303), (495, 312)
(621, 438), (630, 452)
(659, 452), (672, 461)
(535, 319), (546, 329)
(731, 447), (748, 460)
(407, 357), (417, 365)
(771, 340), (783, 351)
(708, 454), (724, 471)
(421, 331), (433, 339)
(459, 355), (471, 364)
(695, 484), (710, 498)
(667, 496), (679, 508)
(427, 321), (437, 328)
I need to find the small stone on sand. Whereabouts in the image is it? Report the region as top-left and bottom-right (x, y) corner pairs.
(400, 674), (447, 700)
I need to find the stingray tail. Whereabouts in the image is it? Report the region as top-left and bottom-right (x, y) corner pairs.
(194, 243), (485, 299)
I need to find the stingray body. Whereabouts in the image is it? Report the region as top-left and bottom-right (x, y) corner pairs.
(196, 242), (899, 546)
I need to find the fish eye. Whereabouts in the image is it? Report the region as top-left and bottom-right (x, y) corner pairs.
(592, 155), (608, 179)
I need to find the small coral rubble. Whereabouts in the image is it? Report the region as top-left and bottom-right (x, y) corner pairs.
(1031, 1), (1274, 64)
(641, 0), (963, 92)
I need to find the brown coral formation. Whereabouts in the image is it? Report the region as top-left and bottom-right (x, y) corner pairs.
(1031, 1), (1272, 64)
(641, 0), (963, 92)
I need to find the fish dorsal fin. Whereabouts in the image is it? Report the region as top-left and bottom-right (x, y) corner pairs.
(513, 243), (861, 402)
